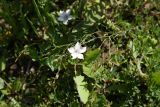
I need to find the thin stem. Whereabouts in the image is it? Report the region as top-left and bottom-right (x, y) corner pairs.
(74, 63), (77, 75)
(4, 80), (12, 89)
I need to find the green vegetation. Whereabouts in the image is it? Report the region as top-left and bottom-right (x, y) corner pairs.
(0, 0), (160, 106)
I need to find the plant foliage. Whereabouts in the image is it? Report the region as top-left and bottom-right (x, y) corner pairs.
(0, 0), (160, 106)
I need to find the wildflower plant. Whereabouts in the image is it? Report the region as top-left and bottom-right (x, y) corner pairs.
(0, 0), (160, 107)
(68, 42), (89, 104)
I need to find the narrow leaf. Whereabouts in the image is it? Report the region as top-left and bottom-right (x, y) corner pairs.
(0, 78), (4, 89)
(32, 0), (44, 24)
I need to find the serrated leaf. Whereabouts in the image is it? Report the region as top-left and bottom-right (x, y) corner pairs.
(96, 94), (110, 107)
(90, 92), (111, 107)
(74, 75), (89, 104)
(83, 65), (94, 78)
(45, 56), (60, 71)
(84, 48), (101, 64)
(0, 78), (4, 89)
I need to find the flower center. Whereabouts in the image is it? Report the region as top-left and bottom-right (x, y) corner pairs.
(74, 49), (80, 54)
(63, 14), (69, 20)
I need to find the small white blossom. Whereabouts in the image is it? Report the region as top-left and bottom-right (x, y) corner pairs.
(58, 9), (72, 25)
(68, 42), (87, 59)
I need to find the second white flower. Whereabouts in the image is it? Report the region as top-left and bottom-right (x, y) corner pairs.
(58, 9), (72, 25)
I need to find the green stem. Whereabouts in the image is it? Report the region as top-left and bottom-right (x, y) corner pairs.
(74, 63), (77, 75)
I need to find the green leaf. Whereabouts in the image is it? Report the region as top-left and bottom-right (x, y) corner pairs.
(83, 65), (94, 78)
(27, 18), (39, 37)
(0, 56), (6, 71)
(32, 0), (44, 24)
(0, 61), (6, 71)
(152, 72), (160, 85)
(96, 94), (110, 107)
(89, 92), (111, 107)
(10, 98), (21, 107)
(69, 100), (80, 107)
(45, 56), (60, 71)
(95, 0), (100, 3)
(84, 48), (101, 64)
(0, 78), (4, 89)
(1, 90), (9, 95)
(12, 78), (23, 92)
(0, 101), (8, 107)
(27, 47), (39, 61)
(74, 75), (89, 104)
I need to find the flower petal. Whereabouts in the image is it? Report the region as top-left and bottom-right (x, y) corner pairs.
(68, 16), (72, 20)
(77, 54), (84, 59)
(66, 9), (71, 14)
(80, 47), (86, 53)
(59, 10), (64, 14)
(71, 53), (78, 59)
(68, 47), (75, 53)
(63, 20), (68, 25)
(58, 16), (64, 21)
(75, 42), (81, 50)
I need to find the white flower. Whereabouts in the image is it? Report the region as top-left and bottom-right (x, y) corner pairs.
(68, 42), (87, 59)
(58, 9), (72, 25)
